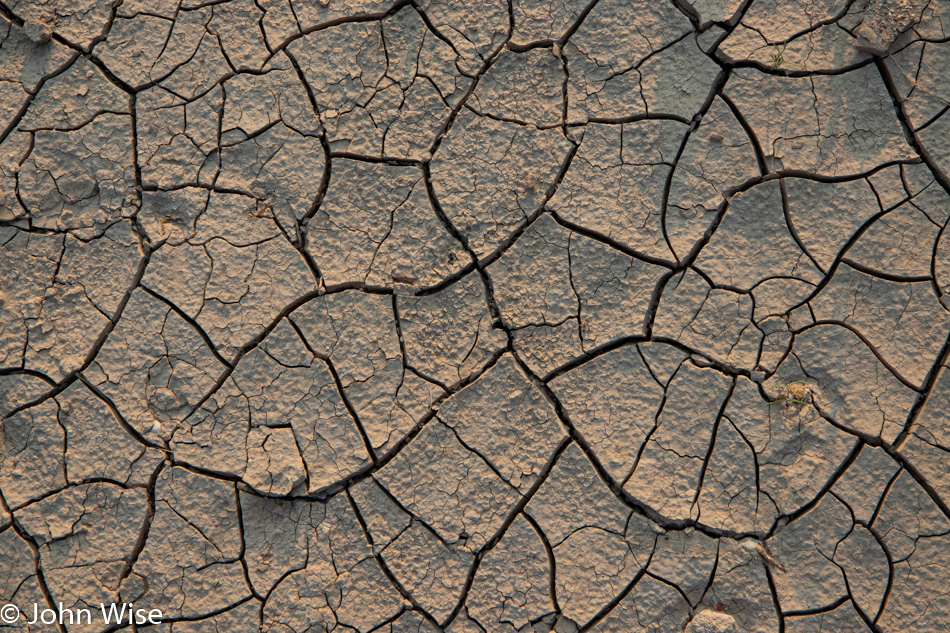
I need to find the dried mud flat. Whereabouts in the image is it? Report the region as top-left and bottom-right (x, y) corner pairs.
(1, 0), (950, 631)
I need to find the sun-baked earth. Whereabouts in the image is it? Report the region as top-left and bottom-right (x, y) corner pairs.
(2, 0), (950, 631)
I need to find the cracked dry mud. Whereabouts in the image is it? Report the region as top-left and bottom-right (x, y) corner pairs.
(1, 0), (950, 631)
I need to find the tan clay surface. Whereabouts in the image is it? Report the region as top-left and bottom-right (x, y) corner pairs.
(1, 0), (950, 631)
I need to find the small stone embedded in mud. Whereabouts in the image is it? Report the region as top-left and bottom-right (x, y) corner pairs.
(685, 610), (740, 633)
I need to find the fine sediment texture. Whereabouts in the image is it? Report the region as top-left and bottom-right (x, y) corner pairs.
(1, 0), (949, 631)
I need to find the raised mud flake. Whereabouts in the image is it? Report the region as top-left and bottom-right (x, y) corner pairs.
(430, 110), (574, 258)
(652, 269), (762, 370)
(884, 38), (950, 126)
(306, 159), (468, 289)
(15, 483), (149, 619)
(374, 419), (521, 553)
(220, 58), (322, 139)
(684, 610), (740, 633)
(0, 22), (76, 219)
(24, 280), (110, 381)
(489, 214), (670, 375)
(171, 382), (310, 497)
(0, 374), (54, 422)
(873, 471), (950, 632)
(725, 65), (915, 176)
(129, 20), (237, 182)
(262, 493), (409, 632)
(526, 444), (656, 624)
(733, 0), (853, 44)
(141, 191), (317, 358)
(693, 178), (825, 334)
(490, 210), (598, 372)
(120, 467), (249, 620)
(722, 22), (870, 73)
(55, 220), (142, 317)
(287, 6), (468, 159)
(291, 290), (444, 457)
(111, 2), (213, 78)
(21, 17), (51, 46)
(142, 10), (232, 101)
(376, 611), (441, 633)
(664, 97), (761, 256)
(549, 120), (686, 263)
(700, 538), (781, 633)
(875, 467), (950, 561)
(624, 362), (735, 522)
(464, 514), (554, 629)
(397, 271), (508, 387)
(808, 263), (950, 388)
(550, 343), (684, 484)
(437, 355), (564, 493)
(129, 26), (235, 183)
(349, 477), (412, 549)
(939, 238), (950, 309)
(510, 0), (590, 45)
(469, 48), (565, 128)
(637, 37), (723, 119)
(214, 54), (329, 224)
